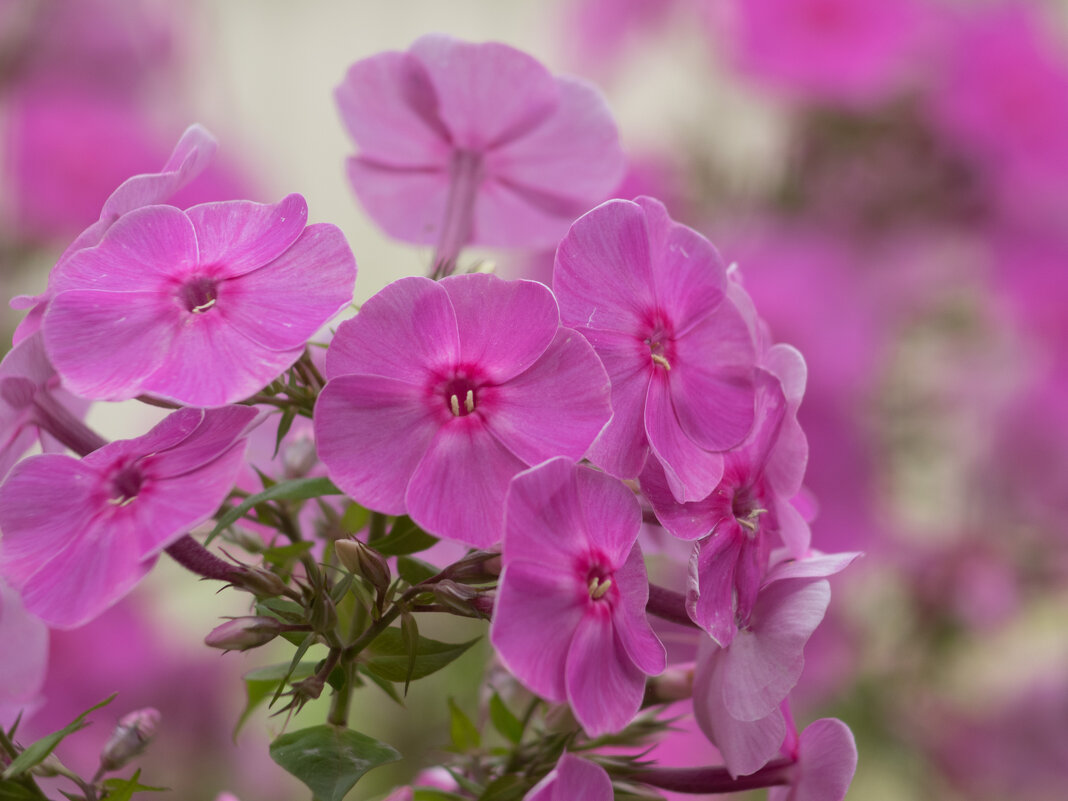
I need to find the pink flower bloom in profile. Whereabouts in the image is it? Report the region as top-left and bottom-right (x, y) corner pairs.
(38, 194), (356, 406)
(0, 333), (90, 481)
(554, 196), (757, 502)
(524, 753), (613, 801)
(0, 579), (49, 728)
(315, 273), (610, 547)
(10, 123), (218, 345)
(0, 406), (258, 628)
(719, 0), (929, 107)
(336, 34), (624, 256)
(769, 718), (857, 801)
(491, 458), (665, 736)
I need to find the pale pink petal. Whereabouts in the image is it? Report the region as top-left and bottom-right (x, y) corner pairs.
(406, 421), (526, 546)
(218, 223), (356, 352)
(483, 329), (610, 465)
(472, 177), (597, 249)
(763, 552), (861, 585)
(0, 580), (49, 719)
(554, 199), (655, 335)
(442, 274), (558, 382)
(723, 580), (831, 722)
(491, 561), (585, 702)
(325, 276), (458, 382)
(774, 499), (812, 559)
(645, 372), (725, 502)
(315, 375), (439, 516)
(764, 344), (807, 406)
(770, 719), (857, 801)
(583, 327), (652, 479)
(335, 50), (450, 166)
(344, 158), (451, 246)
(503, 457), (595, 567)
(566, 612), (647, 736)
(43, 289), (176, 399)
(186, 195), (309, 278)
(410, 35), (557, 151)
(766, 414), (808, 500)
(611, 545), (666, 675)
(524, 755), (613, 801)
(688, 532), (744, 646)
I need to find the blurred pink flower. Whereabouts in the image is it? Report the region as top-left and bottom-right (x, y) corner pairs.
(524, 753), (612, 801)
(0, 578), (48, 728)
(769, 718), (857, 801)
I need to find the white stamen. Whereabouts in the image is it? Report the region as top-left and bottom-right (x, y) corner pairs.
(191, 297), (216, 314)
(450, 394), (461, 416)
(107, 496), (137, 507)
(464, 389), (474, 413)
(651, 354), (672, 370)
(591, 577), (612, 599)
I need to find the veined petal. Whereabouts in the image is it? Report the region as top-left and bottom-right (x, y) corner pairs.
(640, 457), (727, 541)
(645, 371), (724, 502)
(611, 545), (666, 675)
(186, 194), (309, 278)
(504, 457), (594, 568)
(565, 612), (646, 736)
(139, 406), (258, 479)
(315, 375), (439, 516)
(689, 532), (744, 646)
(344, 157), (451, 246)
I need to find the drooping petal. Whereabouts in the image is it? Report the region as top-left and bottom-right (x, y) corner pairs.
(491, 561), (585, 703)
(315, 375), (440, 516)
(186, 194), (309, 278)
(640, 457), (726, 541)
(325, 276), (458, 382)
(406, 418), (526, 546)
(483, 329), (610, 465)
(645, 371), (725, 502)
(43, 289), (176, 400)
(554, 199), (655, 336)
(611, 545), (666, 675)
(344, 158), (451, 246)
(768, 719), (858, 801)
(219, 223), (356, 352)
(441, 274), (558, 382)
(565, 611), (647, 736)
(583, 327), (652, 479)
(335, 50), (450, 166)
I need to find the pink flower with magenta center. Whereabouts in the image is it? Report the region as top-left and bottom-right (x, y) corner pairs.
(315, 273), (611, 547)
(491, 457), (666, 736)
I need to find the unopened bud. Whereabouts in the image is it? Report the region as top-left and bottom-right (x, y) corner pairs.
(443, 550), (502, 583)
(432, 580), (492, 618)
(233, 566), (288, 598)
(335, 538), (391, 593)
(647, 666), (694, 702)
(205, 616), (283, 651)
(99, 708), (160, 772)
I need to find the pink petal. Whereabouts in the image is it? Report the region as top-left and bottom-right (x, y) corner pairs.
(139, 406), (259, 478)
(410, 35), (558, 151)
(766, 414), (808, 500)
(611, 545), (666, 675)
(503, 457), (596, 568)
(577, 470), (645, 566)
(325, 276), (458, 383)
(773, 719), (858, 801)
(50, 205), (199, 293)
(566, 611), (647, 736)
(441, 274), (558, 382)
(86, 408), (204, 468)
(344, 157), (451, 246)
(669, 300), (756, 453)
(0, 580), (49, 718)
(473, 177), (597, 249)
(490, 561), (585, 702)
(186, 194), (309, 278)
(43, 289), (176, 400)
(583, 327), (652, 479)
(219, 223), (356, 352)
(483, 329), (610, 465)
(774, 499), (812, 559)
(640, 457), (727, 541)
(524, 755), (613, 801)
(335, 50), (450, 166)
(555, 199), (656, 336)
(763, 551), (862, 585)
(764, 344), (807, 406)
(645, 371), (725, 502)
(723, 580), (831, 722)
(406, 420), (526, 547)
(315, 375), (439, 516)
(688, 532), (744, 646)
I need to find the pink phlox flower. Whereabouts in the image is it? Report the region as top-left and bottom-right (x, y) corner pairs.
(38, 193), (356, 406)
(335, 34), (625, 250)
(10, 124), (218, 345)
(0, 333), (90, 481)
(554, 196), (757, 503)
(691, 550), (858, 777)
(315, 273), (611, 547)
(524, 753), (613, 801)
(491, 457), (665, 737)
(718, 0), (930, 107)
(769, 718), (858, 801)
(0, 405), (259, 628)
(0, 579), (49, 728)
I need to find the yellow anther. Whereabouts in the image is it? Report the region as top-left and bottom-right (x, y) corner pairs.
(588, 576), (613, 600)
(464, 389), (474, 413)
(107, 496), (137, 507)
(450, 394), (461, 416)
(651, 354), (672, 370)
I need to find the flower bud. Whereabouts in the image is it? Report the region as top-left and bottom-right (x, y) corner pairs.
(335, 538), (391, 594)
(204, 616), (283, 651)
(99, 708), (160, 772)
(443, 549), (502, 583)
(432, 580), (491, 618)
(233, 566), (289, 598)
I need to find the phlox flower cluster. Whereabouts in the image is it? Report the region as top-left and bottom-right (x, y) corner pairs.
(0, 31), (860, 801)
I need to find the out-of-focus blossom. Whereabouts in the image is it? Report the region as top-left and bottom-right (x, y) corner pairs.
(335, 34), (624, 251)
(524, 753), (613, 801)
(315, 274), (610, 546)
(0, 578), (48, 727)
(769, 718), (857, 801)
(491, 458), (665, 736)
(39, 195), (356, 405)
(0, 406), (257, 627)
(555, 196), (756, 502)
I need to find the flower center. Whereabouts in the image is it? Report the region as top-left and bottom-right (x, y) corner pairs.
(586, 564), (614, 601)
(731, 488), (767, 537)
(107, 464), (143, 507)
(641, 315), (675, 371)
(443, 375), (478, 417)
(178, 276), (218, 314)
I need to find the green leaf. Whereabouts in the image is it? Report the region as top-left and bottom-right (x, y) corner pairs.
(3, 695), (115, 779)
(413, 791), (468, 801)
(261, 541), (315, 568)
(234, 661), (319, 739)
(340, 503), (370, 534)
(273, 407), (296, 459)
(370, 517), (438, 556)
(478, 774), (527, 801)
(206, 476), (343, 544)
(268, 725), (400, 801)
(271, 633), (318, 705)
(0, 780), (37, 801)
(396, 556), (439, 586)
(363, 629), (479, 683)
(357, 667), (404, 706)
(488, 693), (523, 744)
(101, 770), (166, 801)
(447, 698), (480, 752)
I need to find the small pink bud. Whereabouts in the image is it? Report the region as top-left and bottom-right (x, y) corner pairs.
(204, 616), (282, 651)
(100, 708), (160, 771)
